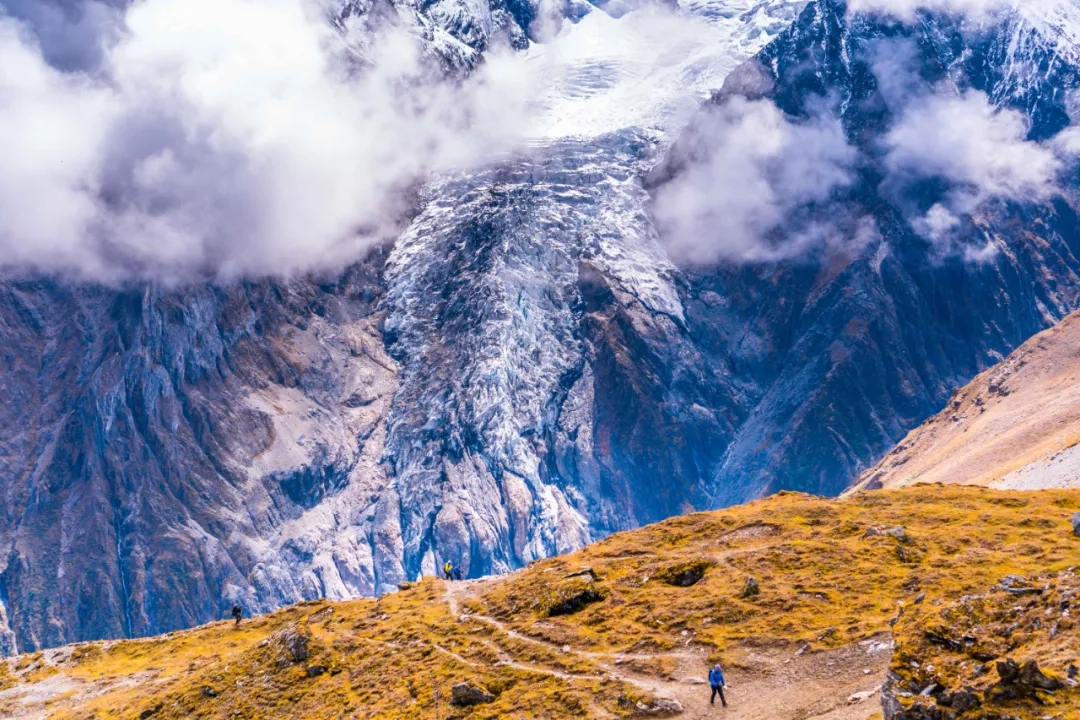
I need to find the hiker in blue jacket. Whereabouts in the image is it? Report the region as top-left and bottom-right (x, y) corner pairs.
(709, 662), (727, 707)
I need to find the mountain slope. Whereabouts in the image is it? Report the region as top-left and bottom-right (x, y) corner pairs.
(852, 309), (1080, 491)
(1, 486), (1077, 719)
(6, 0), (1080, 657)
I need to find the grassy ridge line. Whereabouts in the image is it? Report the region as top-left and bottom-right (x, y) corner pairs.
(0, 485), (1076, 719)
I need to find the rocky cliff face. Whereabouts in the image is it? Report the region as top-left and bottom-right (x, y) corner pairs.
(0, 264), (399, 654)
(851, 308), (1080, 491)
(3, 0), (1080, 655)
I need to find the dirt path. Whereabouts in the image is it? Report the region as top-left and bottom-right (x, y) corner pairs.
(443, 580), (889, 720)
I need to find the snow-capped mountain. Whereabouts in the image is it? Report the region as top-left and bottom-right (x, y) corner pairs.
(2, 0), (1080, 655)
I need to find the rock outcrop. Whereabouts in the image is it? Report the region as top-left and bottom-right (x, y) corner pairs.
(884, 571), (1079, 719)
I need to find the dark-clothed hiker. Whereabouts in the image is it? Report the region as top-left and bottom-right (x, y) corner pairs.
(231, 604), (243, 626)
(709, 662), (727, 707)
(452, 565), (463, 581)
(444, 561), (454, 580)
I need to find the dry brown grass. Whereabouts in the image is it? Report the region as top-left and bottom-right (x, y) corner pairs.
(0, 486), (1076, 719)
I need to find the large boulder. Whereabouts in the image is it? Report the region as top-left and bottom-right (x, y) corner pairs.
(451, 683), (496, 706)
(267, 624), (312, 667)
(989, 658), (1063, 700)
(1072, 512), (1079, 538)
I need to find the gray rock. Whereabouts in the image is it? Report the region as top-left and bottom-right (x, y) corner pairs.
(274, 625), (311, 666)
(546, 588), (604, 617)
(1072, 512), (1080, 538)
(635, 699), (684, 716)
(935, 688), (980, 711)
(740, 577), (761, 599)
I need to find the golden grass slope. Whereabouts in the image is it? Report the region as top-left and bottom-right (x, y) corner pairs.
(852, 310), (1080, 491)
(0, 486), (1077, 720)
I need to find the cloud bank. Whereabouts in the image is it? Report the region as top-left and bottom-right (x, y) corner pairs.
(652, 22), (1077, 268)
(885, 90), (1061, 246)
(652, 97), (860, 265)
(0, 0), (532, 284)
(846, 0), (1008, 22)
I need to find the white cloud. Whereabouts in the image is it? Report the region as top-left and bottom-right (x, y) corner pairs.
(652, 97), (860, 265)
(885, 92), (1059, 199)
(0, 0), (534, 284)
(884, 90), (1061, 245)
(846, 0), (1008, 22)
(0, 19), (117, 277)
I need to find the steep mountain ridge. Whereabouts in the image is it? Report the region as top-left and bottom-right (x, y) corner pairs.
(852, 308), (1080, 491)
(0, 0), (805, 653)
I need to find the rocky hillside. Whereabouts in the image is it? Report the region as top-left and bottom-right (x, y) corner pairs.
(887, 570), (1080, 720)
(853, 309), (1080, 492)
(0, 486), (1077, 719)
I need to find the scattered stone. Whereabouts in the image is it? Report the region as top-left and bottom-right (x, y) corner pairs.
(1068, 664), (1078, 680)
(1073, 512), (1080, 538)
(306, 665), (327, 677)
(866, 525), (912, 543)
(740, 577), (760, 599)
(200, 685), (218, 698)
(997, 575), (1041, 595)
(451, 683), (496, 706)
(936, 688), (980, 712)
(886, 526), (912, 543)
(847, 690), (875, 704)
(891, 701), (942, 719)
(633, 698), (684, 715)
(139, 705), (162, 719)
(914, 592), (926, 604)
(397, 582), (413, 591)
(924, 630), (962, 651)
(895, 544), (917, 564)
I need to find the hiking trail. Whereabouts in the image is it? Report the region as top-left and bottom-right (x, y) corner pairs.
(442, 579), (890, 719)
